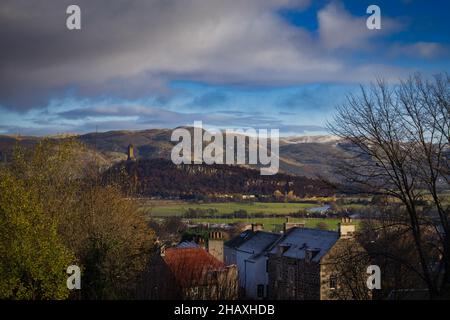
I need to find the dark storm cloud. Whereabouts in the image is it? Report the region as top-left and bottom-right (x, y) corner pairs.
(0, 0), (407, 111)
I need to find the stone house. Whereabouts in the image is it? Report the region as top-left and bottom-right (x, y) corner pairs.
(267, 218), (370, 300)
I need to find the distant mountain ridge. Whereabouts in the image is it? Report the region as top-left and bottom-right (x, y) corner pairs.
(0, 128), (353, 180)
(280, 135), (341, 144)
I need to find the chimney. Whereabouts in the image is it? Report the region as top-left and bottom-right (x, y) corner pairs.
(283, 218), (305, 233)
(198, 237), (206, 249)
(338, 217), (355, 239)
(208, 231), (225, 262)
(251, 223), (264, 232)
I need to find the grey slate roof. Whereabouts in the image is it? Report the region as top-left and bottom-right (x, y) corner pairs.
(239, 231), (281, 255)
(225, 230), (280, 257)
(268, 227), (339, 262)
(224, 230), (255, 249)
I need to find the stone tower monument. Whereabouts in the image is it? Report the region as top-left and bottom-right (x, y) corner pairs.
(127, 144), (136, 161)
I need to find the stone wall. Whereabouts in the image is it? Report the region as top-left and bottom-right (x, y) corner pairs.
(320, 238), (371, 300)
(267, 255), (320, 300)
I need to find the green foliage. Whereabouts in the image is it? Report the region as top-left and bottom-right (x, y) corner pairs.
(1, 139), (156, 299)
(64, 185), (156, 299)
(0, 171), (73, 299)
(9, 138), (86, 222)
(181, 229), (210, 243)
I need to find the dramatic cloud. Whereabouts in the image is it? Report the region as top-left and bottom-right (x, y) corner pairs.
(0, 0), (406, 111)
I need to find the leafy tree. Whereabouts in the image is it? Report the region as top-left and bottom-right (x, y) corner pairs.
(8, 138), (86, 223)
(0, 171), (73, 299)
(2, 139), (156, 299)
(61, 185), (156, 299)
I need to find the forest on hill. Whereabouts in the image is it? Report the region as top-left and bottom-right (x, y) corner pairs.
(103, 158), (336, 199)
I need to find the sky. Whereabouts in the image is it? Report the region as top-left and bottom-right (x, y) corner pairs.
(0, 0), (449, 136)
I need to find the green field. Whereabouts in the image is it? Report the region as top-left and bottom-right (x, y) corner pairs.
(141, 201), (363, 232)
(145, 201), (319, 217)
(187, 217), (342, 232)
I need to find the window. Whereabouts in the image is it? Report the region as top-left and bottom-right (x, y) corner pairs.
(329, 275), (337, 290)
(305, 250), (312, 262)
(305, 248), (320, 263)
(257, 284), (265, 298)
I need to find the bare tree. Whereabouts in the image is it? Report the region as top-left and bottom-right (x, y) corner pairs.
(328, 73), (450, 298)
(324, 239), (372, 300)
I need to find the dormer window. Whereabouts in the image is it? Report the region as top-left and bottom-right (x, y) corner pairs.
(278, 244), (291, 256)
(305, 248), (320, 262)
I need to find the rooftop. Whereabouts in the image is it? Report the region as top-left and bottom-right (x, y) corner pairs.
(269, 227), (339, 262)
(225, 230), (281, 258)
(163, 247), (225, 286)
(176, 241), (200, 249)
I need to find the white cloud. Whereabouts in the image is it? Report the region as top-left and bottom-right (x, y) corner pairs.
(318, 2), (403, 51)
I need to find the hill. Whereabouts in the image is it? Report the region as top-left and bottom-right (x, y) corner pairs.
(0, 128), (353, 180)
(103, 158), (335, 199)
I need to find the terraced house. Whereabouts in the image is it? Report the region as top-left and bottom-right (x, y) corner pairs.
(225, 218), (370, 300)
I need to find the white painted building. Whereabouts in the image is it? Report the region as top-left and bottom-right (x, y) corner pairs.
(224, 229), (281, 299)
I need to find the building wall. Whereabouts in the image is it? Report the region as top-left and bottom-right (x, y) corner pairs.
(243, 257), (269, 299)
(224, 246), (270, 299)
(182, 265), (239, 300)
(319, 238), (371, 300)
(225, 247), (250, 291)
(224, 246), (236, 266)
(267, 255), (321, 300)
(319, 256), (337, 300)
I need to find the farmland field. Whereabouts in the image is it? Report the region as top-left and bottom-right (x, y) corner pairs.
(143, 201), (319, 217)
